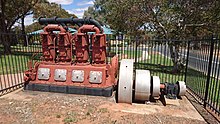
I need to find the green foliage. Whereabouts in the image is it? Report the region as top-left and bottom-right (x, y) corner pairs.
(84, 0), (220, 38)
(83, 0), (108, 25)
(25, 22), (42, 33)
(26, 1), (77, 33)
(99, 108), (108, 113)
(0, 0), (38, 32)
(85, 0), (219, 72)
(33, 1), (77, 19)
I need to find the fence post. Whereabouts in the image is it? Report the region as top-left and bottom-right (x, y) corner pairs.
(204, 35), (215, 108)
(184, 40), (190, 83)
(134, 37), (138, 70)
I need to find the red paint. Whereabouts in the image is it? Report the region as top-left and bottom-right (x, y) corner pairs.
(24, 24), (118, 90)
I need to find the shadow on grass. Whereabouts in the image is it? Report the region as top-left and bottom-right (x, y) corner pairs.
(186, 68), (220, 104)
(134, 62), (186, 83)
(136, 62), (185, 75)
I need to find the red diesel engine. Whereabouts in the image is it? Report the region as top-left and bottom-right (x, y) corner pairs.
(24, 17), (186, 104)
(24, 17), (118, 97)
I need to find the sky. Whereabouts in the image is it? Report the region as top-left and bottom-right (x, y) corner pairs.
(24, 0), (94, 25)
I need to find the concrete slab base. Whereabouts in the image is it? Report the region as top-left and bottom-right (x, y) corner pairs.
(0, 89), (206, 123)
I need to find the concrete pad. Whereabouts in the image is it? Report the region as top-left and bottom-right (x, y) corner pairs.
(99, 97), (204, 122)
(0, 90), (206, 123)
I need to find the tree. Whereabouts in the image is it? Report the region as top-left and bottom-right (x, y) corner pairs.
(25, 22), (42, 33)
(33, 1), (77, 19)
(0, 0), (77, 54)
(25, 1), (77, 33)
(144, 0), (220, 72)
(84, 0), (220, 73)
(83, 0), (108, 25)
(0, 0), (39, 54)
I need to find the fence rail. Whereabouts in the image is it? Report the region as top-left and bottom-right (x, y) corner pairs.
(0, 33), (220, 118)
(106, 38), (187, 83)
(185, 35), (220, 115)
(0, 33), (41, 95)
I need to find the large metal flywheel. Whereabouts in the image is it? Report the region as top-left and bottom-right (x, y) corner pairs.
(118, 59), (134, 103)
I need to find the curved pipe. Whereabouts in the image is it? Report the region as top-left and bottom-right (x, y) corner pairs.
(43, 24), (66, 33)
(78, 25), (101, 34)
(39, 17), (103, 33)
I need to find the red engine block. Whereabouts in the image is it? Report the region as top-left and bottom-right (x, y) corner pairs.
(24, 24), (118, 97)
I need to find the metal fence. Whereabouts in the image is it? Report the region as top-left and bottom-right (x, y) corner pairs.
(0, 33), (41, 95)
(0, 32), (220, 117)
(185, 35), (220, 115)
(106, 37), (187, 83)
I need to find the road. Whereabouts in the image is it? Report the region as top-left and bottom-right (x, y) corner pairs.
(151, 45), (220, 79)
(111, 45), (220, 79)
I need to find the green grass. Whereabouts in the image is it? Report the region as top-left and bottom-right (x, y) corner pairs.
(136, 52), (220, 105)
(63, 111), (78, 123)
(137, 53), (184, 83)
(0, 43), (43, 75)
(0, 52), (41, 75)
(186, 68), (220, 105)
(0, 54), (29, 74)
(1, 46), (220, 106)
(109, 49), (142, 59)
(0, 44), (42, 53)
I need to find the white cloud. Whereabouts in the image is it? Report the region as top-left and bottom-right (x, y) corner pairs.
(74, 7), (89, 12)
(77, 1), (94, 6)
(67, 7), (89, 18)
(48, 0), (73, 5)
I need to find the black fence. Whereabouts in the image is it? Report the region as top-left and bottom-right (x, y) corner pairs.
(0, 33), (41, 95)
(0, 32), (220, 118)
(106, 37), (187, 83)
(185, 35), (220, 115)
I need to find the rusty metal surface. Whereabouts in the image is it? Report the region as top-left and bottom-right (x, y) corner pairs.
(24, 20), (118, 96)
(75, 33), (89, 64)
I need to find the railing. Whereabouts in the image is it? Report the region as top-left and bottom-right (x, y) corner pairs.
(185, 35), (220, 115)
(106, 37), (187, 83)
(0, 32), (220, 117)
(0, 33), (41, 95)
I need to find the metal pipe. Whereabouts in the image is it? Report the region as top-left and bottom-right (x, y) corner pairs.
(43, 25), (66, 33)
(38, 17), (103, 33)
(160, 84), (165, 89)
(78, 25), (100, 34)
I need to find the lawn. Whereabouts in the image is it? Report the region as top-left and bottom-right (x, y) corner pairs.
(109, 49), (142, 59)
(0, 54), (30, 75)
(137, 53), (184, 83)
(0, 48), (42, 75)
(0, 43), (43, 75)
(186, 67), (220, 106)
(136, 52), (220, 106)
(1, 46), (219, 107)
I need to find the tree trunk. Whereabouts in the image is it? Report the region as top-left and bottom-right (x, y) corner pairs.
(0, 33), (12, 54)
(169, 44), (182, 73)
(0, 0), (11, 54)
(21, 16), (28, 46)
